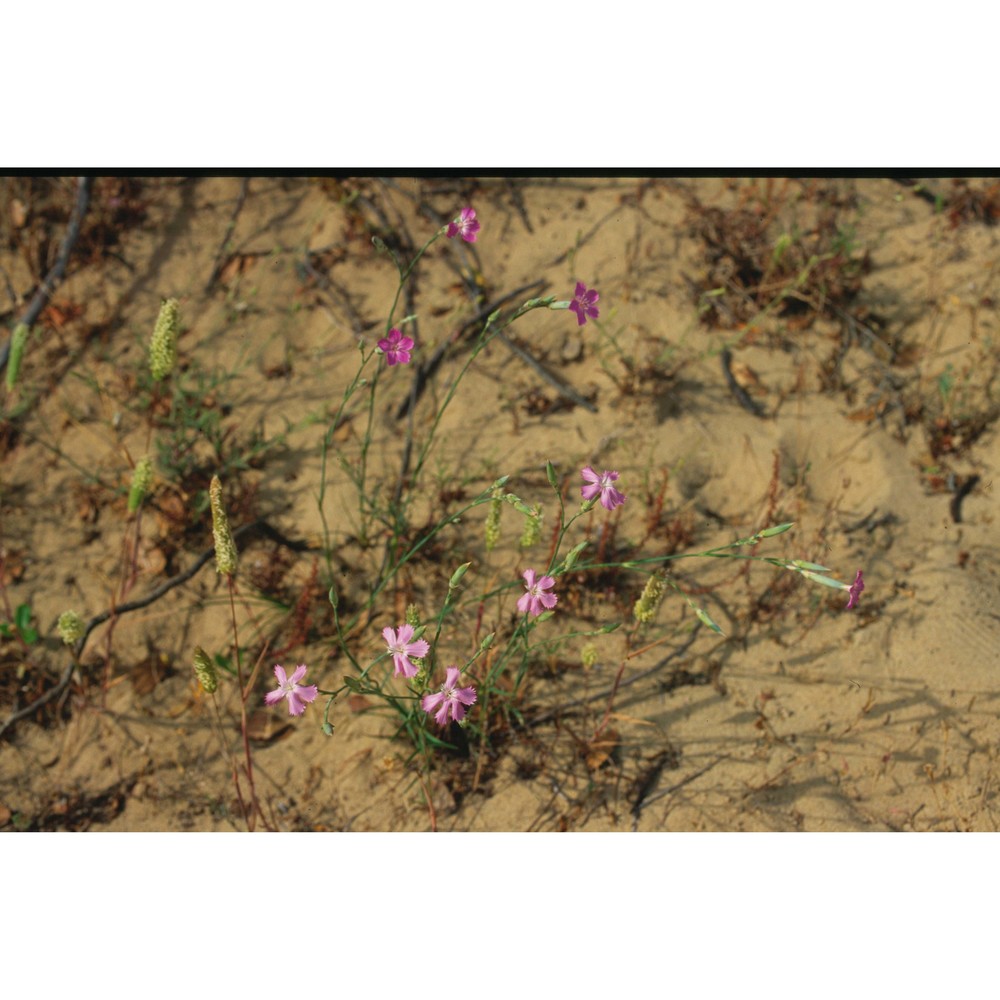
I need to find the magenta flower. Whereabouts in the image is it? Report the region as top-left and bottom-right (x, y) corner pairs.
(516, 568), (558, 618)
(446, 206), (481, 243)
(569, 282), (600, 326)
(580, 466), (626, 511)
(382, 623), (430, 678)
(377, 328), (414, 366)
(421, 665), (477, 726)
(264, 663), (319, 716)
(845, 569), (865, 610)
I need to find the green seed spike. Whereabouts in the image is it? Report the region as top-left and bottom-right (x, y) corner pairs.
(633, 570), (667, 624)
(519, 506), (542, 549)
(128, 456), (153, 513)
(209, 475), (238, 576)
(485, 497), (502, 551)
(57, 610), (86, 646)
(149, 298), (179, 381)
(193, 646), (219, 694)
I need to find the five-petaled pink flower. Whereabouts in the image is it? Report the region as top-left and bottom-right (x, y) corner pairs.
(517, 568), (558, 618)
(569, 282), (600, 326)
(580, 466), (626, 511)
(383, 623), (430, 678)
(845, 569), (865, 610)
(377, 328), (414, 366)
(446, 207), (481, 243)
(421, 665), (477, 726)
(264, 663), (319, 716)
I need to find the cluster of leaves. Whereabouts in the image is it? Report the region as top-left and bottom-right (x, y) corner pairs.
(685, 181), (872, 336)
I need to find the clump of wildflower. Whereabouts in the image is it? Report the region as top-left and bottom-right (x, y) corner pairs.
(128, 456), (153, 513)
(581, 642), (599, 670)
(634, 570), (667, 623)
(383, 624), (430, 678)
(421, 666), (477, 726)
(569, 283), (600, 326)
(580, 466), (626, 511)
(57, 610), (86, 646)
(845, 569), (865, 610)
(149, 298), (179, 381)
(446, 207), (481, 243)
(209, 475), (238, 576)
(5, 323), (29, 391)
(192, 646), (218, 694)
(485, 496), (503, 551)
(519, 505), (542, 549)
(517, 568), (558, 618)
(377, 328), (414, 366)
(264, 663), (318, 716)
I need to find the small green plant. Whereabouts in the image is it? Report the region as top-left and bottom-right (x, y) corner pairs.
(186, 202), (864, 830)
(0, 603), (39, 645)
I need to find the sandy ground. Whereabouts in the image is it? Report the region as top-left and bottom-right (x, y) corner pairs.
(1, 176), (998, 831)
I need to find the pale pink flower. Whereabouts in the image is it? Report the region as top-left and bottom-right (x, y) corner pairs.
(516, 568), (558, 618)
(446, 206), (480, 243)
(264, 663), (318, 716)
(569, 282), (600, 326)
(377, 328), (414, 366)
(382, 623), (430, 678)
(845, 569), (865, 610)
(580, 466), (626, 511)
(421, 666), (477, 726)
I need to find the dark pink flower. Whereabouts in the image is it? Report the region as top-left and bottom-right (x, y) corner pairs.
(446, 207), (481, 243)
(383, 624), (430, 678)
(377, 328), (414, 366)
(568, 282), (600, 326)
(264, 663), (319, 716)
(421, 666), (477, 726)
(516, 568), (558, 618)
(580, 466), (626, 511)
(845, 569), (865, 610)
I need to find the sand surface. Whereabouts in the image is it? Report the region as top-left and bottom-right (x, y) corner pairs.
(1, 176), (998, 831)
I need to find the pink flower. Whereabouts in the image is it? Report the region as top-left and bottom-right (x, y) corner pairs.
(377, 328), (414, 366)
(446, 206), (480, 243)
(568, 282), (600, 326)
(516, 568), (558, 618)
(382, 623), (430, 678)
(580, 466), (626, 511)
(421, 666), (477, 726)
(264, 663), (319, 716)
(845, 569), (865, 610)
